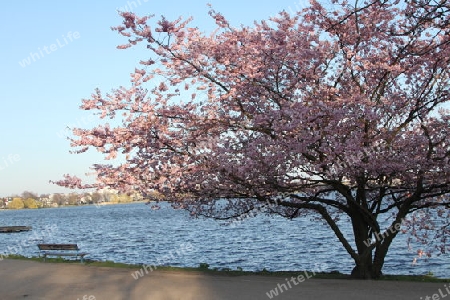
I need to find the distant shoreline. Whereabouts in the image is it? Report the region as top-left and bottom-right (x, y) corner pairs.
(0, 200), (149, 211)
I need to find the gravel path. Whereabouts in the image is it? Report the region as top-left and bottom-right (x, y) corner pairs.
(0, 259), (448, 300)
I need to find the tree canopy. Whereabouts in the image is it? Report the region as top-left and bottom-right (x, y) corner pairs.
(55, 0), (450, 278)
(8, 198), (25, 209)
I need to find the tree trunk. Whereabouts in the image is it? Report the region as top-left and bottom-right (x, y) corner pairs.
(351, 254), (374, 279)
(350, 224), (395, 279)
(349, 203), (383, 279)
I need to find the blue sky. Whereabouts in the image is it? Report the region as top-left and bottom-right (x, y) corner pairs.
(0, 0), (312, 197)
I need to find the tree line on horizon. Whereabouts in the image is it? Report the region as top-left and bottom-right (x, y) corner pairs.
(0, 190), (145, 209)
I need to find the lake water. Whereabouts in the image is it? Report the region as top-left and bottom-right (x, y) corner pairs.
(0, 202), (448, 278)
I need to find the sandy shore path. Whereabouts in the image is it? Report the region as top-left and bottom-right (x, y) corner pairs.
(0, 259), (447, 300)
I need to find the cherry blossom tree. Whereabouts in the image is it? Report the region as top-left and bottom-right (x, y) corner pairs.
(54, 0), (450, 278)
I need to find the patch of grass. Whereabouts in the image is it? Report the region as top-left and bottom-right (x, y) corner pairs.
(150, 265), (352, 278)
(85, 260), (140, 269)
(198, 262), (210, 270)
(2, 254), (42, 262)
(379, 274), (450, 283)
(4, 254), (86, 264)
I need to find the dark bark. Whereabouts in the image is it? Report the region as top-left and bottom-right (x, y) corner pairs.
(349, 208), (378, 279)
(351, 256), (376, 279)
(350, 214), (407, 279)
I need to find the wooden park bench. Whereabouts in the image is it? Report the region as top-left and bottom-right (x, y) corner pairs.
(37, 244), (87, 263)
